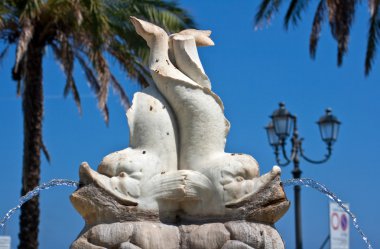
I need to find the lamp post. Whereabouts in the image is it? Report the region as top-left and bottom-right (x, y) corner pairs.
(265, 102), (341, 249)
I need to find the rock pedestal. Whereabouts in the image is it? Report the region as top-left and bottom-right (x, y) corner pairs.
(72, 221), (283, 249)
(71, 175), (289, 249)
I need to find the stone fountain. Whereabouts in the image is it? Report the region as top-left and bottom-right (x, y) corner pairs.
(70, 17), (290, 249)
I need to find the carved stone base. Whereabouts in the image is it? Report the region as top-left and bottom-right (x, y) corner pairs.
(70, 179), (288, 249)
(71, 221), (284, 249)
(71, 176), (289, 226)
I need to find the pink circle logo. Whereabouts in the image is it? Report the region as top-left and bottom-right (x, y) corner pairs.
(331, 213), (339, 230)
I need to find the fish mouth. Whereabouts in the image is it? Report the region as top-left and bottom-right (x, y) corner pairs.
(250, 197), (290, 224)
(263, 196), (289, 208)
(224, 178), (290, 224)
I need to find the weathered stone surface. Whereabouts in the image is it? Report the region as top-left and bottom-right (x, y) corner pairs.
(225, 221), (284, 249)
(71, 221), (283, 249)
(227, 175), (290, 224)
(187, 223), (230, 249)
(70, 184), (159, 226)
(87, 223), (134, 247)
(221, 240), (254, 249)
(131, 223), (180, 249)
(119, 242), (142, 249)
(71, 180), (289, 226)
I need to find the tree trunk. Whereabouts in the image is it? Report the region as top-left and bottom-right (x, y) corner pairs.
(18, 44), (44, 249)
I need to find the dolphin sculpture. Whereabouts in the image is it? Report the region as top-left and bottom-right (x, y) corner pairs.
(76, 17), (284, 217)
(130, 17), (281, 216)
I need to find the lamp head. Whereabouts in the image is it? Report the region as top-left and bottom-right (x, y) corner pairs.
(317, 108), (341, 145)
(270, 102), (294, 140)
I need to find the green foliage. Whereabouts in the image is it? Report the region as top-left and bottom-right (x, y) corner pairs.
(0, 0), (194, 122)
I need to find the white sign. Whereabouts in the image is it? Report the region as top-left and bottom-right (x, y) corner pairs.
(330, 202), (350, 249)
(0, 236), (11, 249)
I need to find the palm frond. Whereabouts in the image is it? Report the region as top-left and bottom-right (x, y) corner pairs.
(75, 51), (109, 123)
(40, 137), (50, 163)
(103, 103), (109, 126)
(90, 51), (111, 118)
(365, 0), (380, 75)
(327, 0), (358, 66)
(107, 39), (151, 84)
(0, 3), (4, 29)
(51, 37), (82, 114)
(75, 52), (100, 93)
(131, 4), (190, 32)
(254, 0), (283, 29)
(14, 57), (26, 95)
(369, 0), (377, 15)
(284, 0), (310, 29)
(81, 0), (110, 50)
(110, 0), (194, 30)
(19, 0), (43, 20)
(47, 0), (83, 26)
(147, 0), (195, 28)
(0, 18), (19, 43)
(3, 0), (195, 125)
(133, 60), (152, 87)
(65, 77), (81, 113)
(13, 17), (34, 75)
(110, 74), (130, 110)
(309, 0), (327, 58)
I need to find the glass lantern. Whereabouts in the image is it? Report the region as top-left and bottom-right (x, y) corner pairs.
(317, 108), (341, 144)
(265, 121), (280, 147)
(271, 102), (294, 140)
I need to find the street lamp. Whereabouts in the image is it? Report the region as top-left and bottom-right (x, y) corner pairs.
(265, 102), (341, 249)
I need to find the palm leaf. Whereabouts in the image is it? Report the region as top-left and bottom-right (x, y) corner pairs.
(0, 3), (4, 28)
(369, 0), (377, 16)
(0, 18), (19, 43)
(110, 74), (130, 110)
(133, 4), (191, 32)
(51, 39), (82, 114)
(81, 0), (110, 50)
(365, 0), (380, 75)
(13, 17), (33, 75)
(19, 0), (43, 20)
(75, 52), (101, 94)
(107, 39), (150, 83)
(111, 0), (194, 29)
(254, 0), (282, 29)
(327, 0), (358, 66)
(14, 56), (26, 96)
(40, 137), (50, 163)
(75, 51), (110, 123)
(310, 0), (327, 59)
(65, 77), (81, 114)
(284, 0), (310, 29)
(90, 51), (111, 119)
(47, 0), (83, 26)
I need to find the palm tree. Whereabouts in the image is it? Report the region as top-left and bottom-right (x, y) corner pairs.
(254, 0), (380, 75)
(0, 1), (194, 248)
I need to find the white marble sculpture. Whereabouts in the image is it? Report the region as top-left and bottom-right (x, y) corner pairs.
(71, 17), (289, 249)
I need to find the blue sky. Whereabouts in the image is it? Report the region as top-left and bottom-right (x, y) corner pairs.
(0, 1), (379, 248)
